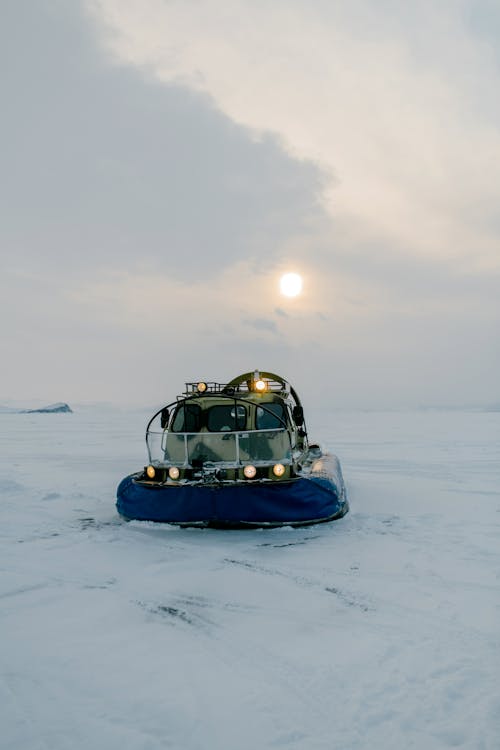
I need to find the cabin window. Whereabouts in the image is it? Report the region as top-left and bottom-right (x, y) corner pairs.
(207, 405), (246, 432)
(171, 403), (201, 432)
(256, 403), (286, 430)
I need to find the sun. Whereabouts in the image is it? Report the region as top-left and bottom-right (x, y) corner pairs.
(279, 272), (303, 298)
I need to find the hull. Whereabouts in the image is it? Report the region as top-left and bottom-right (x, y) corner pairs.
(116, 453), (348, 528)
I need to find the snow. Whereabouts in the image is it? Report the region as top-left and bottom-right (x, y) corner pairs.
(1, 406), (499, 750)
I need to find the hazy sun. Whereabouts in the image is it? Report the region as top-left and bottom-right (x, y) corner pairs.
(279, 272), (303, 297)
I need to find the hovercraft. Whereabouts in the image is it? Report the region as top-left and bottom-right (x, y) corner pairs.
(117, 371), (348, 527)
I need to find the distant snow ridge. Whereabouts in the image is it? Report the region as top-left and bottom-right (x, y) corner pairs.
(0, 403), (73, 414)
(24, 403), (73, 414)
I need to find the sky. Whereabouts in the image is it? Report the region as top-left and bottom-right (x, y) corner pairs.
(1, 0), (499, 408)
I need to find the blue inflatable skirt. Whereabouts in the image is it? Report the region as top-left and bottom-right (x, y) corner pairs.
(116, 453), (348, 528)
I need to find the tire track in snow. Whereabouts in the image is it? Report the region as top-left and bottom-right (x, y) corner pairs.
(223, 557), (373, 612)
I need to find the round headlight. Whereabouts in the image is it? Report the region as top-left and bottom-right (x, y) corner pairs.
(254, 379), (266, 392)
(243, 465), (257, 479)
(197, 382), (207, 393)
(146, 465), (156, 479)
(273, 463), (286, 477)
(168, 467), (180, 480)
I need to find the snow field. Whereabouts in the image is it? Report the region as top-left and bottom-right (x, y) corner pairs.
(1, 407), (499, 749)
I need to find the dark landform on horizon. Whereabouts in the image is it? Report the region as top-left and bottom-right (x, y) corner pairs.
(0, 403), (73, 414)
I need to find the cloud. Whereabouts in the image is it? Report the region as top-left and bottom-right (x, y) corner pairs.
(242, 318), (279, 334)
(1, 0), (327, 283)
(88, 0), (500, 274)
(2, 0), (499, 406)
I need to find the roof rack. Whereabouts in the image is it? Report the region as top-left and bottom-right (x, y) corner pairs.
(183, 382), (227, 395)
(181, 371), (296, 401)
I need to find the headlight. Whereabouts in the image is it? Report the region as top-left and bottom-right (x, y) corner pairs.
(272, 463), (286, 477)
(254, 379), (266, 392)
(168, 467), (180, 480)
(197, 381), (207, 393)
(146, 465), (156, 479)
(243, 465), (257, 479)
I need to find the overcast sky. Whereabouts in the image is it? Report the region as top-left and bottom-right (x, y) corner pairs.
(1, 0), (499, 408)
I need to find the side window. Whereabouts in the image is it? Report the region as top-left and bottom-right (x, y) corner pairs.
(207, 405), (246, 431)
(171, 403), (201, 432)
(256, 403), (285, 430)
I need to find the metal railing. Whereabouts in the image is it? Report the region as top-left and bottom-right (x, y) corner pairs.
(146, 427), (293, 467)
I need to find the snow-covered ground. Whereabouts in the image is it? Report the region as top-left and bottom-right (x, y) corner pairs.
(1, 405), (499, 750)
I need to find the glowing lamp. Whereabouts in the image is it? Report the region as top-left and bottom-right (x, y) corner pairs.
(168, 467), (180, 480)
(272, 463), (286, 477)
(197, 382), (208, 393)
(243, 465), (257, 479)
(146, 465), (156, 479)
(254, 379), (266, 392)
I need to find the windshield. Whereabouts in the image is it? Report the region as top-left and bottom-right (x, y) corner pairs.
(207, 404), (246, 431)
(256, 403), (285, 429)
(171, 403), (201, 432)
(171, 403), (247, 432)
